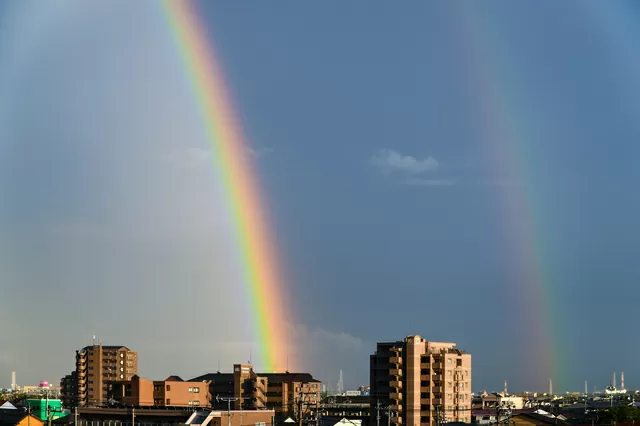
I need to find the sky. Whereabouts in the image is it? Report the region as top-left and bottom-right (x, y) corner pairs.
(1, 0), (640, 394)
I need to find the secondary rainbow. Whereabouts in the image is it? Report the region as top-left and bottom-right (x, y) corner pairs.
(162, 1), (290, 372)
(451, 4), (562, 390)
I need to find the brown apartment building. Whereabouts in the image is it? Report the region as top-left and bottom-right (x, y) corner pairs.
(60, 345), (138, 407)
(191, 363), (321, 419)
(107, 376), (211, 407)
(370, 335), (472, 426)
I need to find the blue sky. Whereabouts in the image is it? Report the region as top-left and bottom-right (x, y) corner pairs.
(1, 0), (639, 393)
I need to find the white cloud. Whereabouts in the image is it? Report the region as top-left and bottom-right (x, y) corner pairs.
(403, 178), (456, 187)
(371, 149), (439, 174)
(247, 146), (274, 159)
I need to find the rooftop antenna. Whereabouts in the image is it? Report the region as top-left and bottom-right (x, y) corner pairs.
(549, 378), (553, 396)
(621, 372), (625, 391)
(613, 372), (617, 389)
(504, 380), (508, 395)
(217, 359), (221, 374)
(585, 381), (588, 395)
(92, 335), (96, 346)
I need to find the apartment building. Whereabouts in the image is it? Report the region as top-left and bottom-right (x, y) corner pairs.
(107, 376), (211, 407)
(191, 363), (321, 418)
(370, 335), (471, 426)
(60, 345), (138, 407)
(60, 372), (79, 407)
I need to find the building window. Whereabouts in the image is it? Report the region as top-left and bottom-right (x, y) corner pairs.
(167, 399), (170, 405)
(167, 385), (171, 391)
(194, 388), (200, 393)
(447, 394), (452, 400)
(447, 358), (452, 364)
(456, 359), (462, 367)
(447, 371), (452, 377)
(447, 382), (452, 388)
(193, 401), (200, 406)
(189, 387), (193, 392)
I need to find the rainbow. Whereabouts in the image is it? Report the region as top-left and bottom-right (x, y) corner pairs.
(451, 5), (562, 390)
(161, 1), (290, 372)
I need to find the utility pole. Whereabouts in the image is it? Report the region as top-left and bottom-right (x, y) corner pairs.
(74, 407), (78, 426)
(298, 396), (303, 426)
(376, 401), (381, 426)
(217, 395), (251, 426)
(387, 405), (392, 426)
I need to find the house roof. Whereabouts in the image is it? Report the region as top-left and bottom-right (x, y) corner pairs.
(0, 410), (42, 426)
(260, 373), (321, 384)
(190, 372), (320, 384)
(80, 345), (131, 351)
(165, 376), (184, 382)
(513, 413), (564, 425)
(0, 403), (16, 410)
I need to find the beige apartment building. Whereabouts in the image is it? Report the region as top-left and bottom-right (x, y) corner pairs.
(370, 335), (471, 426)
(60, 344), (138, 407)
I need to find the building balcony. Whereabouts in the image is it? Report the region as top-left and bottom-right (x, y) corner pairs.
(390, 393), (402, 400)
(390, 369), (402, 376)
(420, 387), (430, 393)
(432, 386), (443, 393)
(420, 375), (430, 381)
(391, 417), (402, 425)
(390, 381), (403, 389)
(391, 405), (403, 412)
(420, 399), (430, 405)
(432, 398), (442, 405)
(389, 357), (403, 365)
(432, 362), (443, 370)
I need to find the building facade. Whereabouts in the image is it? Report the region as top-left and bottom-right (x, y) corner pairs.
(60, 345), (138, 408)
(191, 363), (321, 419)
(370, 335), (472, 426)
(107, 375), (211, 407)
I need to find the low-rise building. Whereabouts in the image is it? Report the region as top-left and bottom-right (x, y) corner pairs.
(191, 363), (322, 419)
(107, 376), (211, 408)
(320, 395), (370, 419)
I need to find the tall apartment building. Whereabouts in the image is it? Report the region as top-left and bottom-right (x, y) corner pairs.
(370, 335), (471, 426)
(191, 363), (321, 418)
(60, 345), (138, 407)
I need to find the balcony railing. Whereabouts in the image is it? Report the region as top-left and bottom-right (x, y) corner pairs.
(389, 381), (402, 389)
(389, 369), (402, 376)
(390, 392), (402, 400)
(432, 362), (443, 369)
(389, 357), (403, 365)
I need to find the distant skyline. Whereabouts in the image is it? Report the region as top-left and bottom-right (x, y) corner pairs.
(1, 0), (640, 393)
